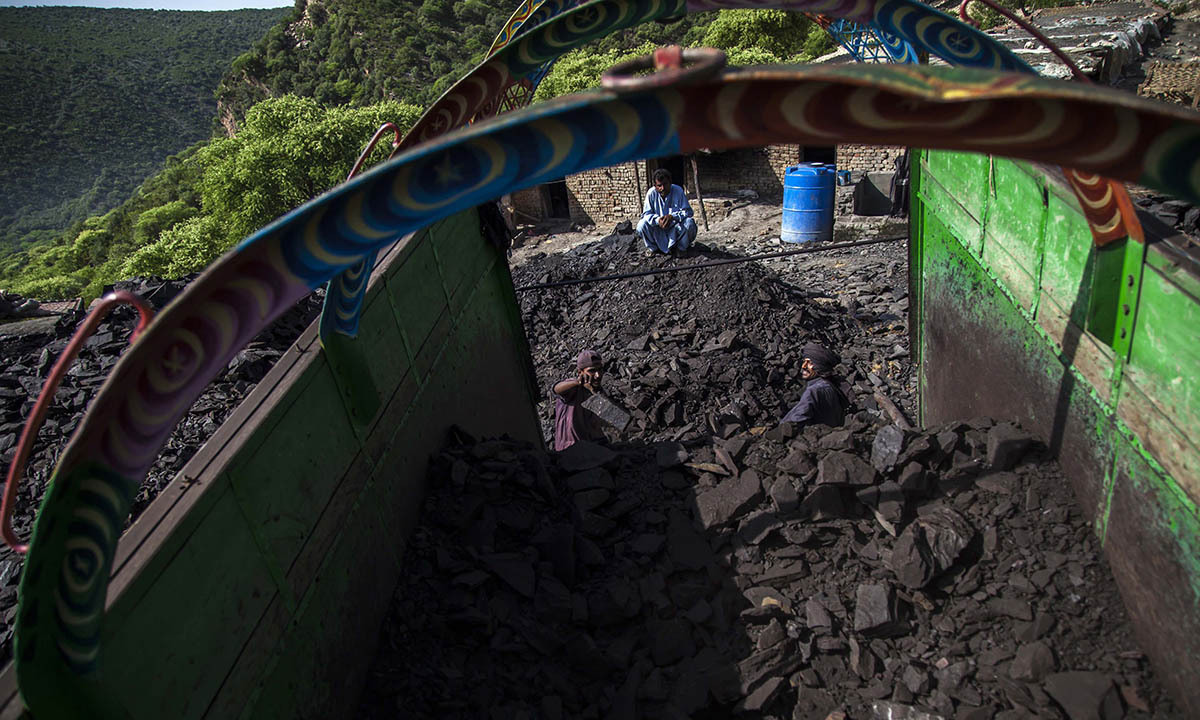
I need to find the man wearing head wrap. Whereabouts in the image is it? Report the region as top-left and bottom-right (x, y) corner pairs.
(552, 349), (606, 451)
(780, 343), (848, 428)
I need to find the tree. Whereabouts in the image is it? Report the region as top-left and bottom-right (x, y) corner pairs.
(195, 95), (423, 250)
(699, 10), (814, 59)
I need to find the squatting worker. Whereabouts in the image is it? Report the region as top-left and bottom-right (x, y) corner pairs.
(553, 349), (606, 451)
(636, 168), (698, 254)
(781, 343), (849, 428)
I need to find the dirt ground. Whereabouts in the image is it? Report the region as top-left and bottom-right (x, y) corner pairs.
(509, 198), (909, 286)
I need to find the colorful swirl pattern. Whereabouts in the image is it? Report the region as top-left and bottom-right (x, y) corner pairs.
(318, 0), (1026, 338)
(871, 24), (919, 63)
(399, 0), (1029, 152)
(1066, 171), (1143, 246)
(322, 249), (378, 338)
(17, 64), (1200, 718)
(488, 0), (576, 57)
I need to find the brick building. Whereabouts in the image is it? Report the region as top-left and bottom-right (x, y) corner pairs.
(511, 143), (904, 228)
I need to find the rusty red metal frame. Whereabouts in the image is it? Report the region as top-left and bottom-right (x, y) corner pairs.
(1, 291), (154, 554)
(347, 122), (403, 181)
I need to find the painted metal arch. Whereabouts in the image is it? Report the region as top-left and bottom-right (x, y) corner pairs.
(321, 0), (1029, 345)
(14, 62), (1200, 717)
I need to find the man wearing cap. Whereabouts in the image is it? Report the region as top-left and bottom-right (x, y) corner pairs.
(637, 168), (697, 254)
(781, 343), (848, 428)
(553, 349), (606, 451)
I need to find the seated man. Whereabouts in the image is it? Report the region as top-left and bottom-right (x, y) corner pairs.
(553, 349), (606, 451)
(781, 343), (848, 428)
(636, 168), (698, 254)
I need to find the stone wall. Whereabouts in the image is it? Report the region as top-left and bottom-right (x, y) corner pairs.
(694, 145), (800, 200)
(837, 144), (905, 174)
(560, 145), (803, 228)
(517, 145), (904, 228)
(564, 161), (645, 228)
(509, 187), (545, 223)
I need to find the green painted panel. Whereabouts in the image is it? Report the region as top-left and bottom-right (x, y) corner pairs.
(327, 286), (412, 433)
(226, 358), (361, 581)
(385, 236), (449, 361)
(202, 595), (292, 720)
(1037, 191), (1095, 327)
(924, 150), (988, 224)
(432, 209), (494, 318)
(983, 159), (1045, 278)
(1146, 245), (1200, 301)
(409, 308), (452, 382)
(103, 472), (233, 631)
(102, 485), (279, 720)
(353, 287), (410, 392)
(919, 155), (983, 256)
(1128, 264), (1200, 432)
(247, 490), (395, 720)
(914, 149), (1200, 716)
(370, 401), (438, 553)
(982, 235), (1039, 311)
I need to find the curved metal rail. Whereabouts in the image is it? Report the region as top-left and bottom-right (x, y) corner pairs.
(14, 61), (1200, 716)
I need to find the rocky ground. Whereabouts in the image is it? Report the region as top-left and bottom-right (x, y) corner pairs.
(0, 277), (322, 666)
(511, 203), (913, 445)
(357, 206), (1178, 719)
(357, 422), (1175, 720)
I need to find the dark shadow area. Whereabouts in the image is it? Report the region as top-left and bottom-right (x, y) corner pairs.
(547, 180), (572, 220)
(356, 410), (1174, 718)
(851, 174), (894, 217)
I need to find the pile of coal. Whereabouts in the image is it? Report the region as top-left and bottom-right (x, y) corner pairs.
(359, 415), (1172, 719)
(0, 276), (322, 665)
(514, 234), (912, 446)
(1131, 194), (1200, 236)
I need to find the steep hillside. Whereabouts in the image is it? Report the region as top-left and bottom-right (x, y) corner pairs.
(0, 6), (289, 253)
(0, 1), (830, 301)
(213, 0), (724, 130)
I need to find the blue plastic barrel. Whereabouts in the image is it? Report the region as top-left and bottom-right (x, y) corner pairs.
(782, 163), (835, 243)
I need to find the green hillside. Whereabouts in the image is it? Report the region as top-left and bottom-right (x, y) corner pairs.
(212, 0), (759, 125)
(0, 6), (289, 253)
(0, 2), (834, 301)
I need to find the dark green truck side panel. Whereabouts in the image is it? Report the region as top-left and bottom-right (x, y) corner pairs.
(912, 151), (1200, 717)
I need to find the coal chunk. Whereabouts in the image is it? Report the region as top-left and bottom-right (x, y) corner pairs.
(986, 422), (1034, 471)
(817, 451), (877, 487)
(853, 583), (901, 636)
(1009, 641), (1056, 682)
(693, 471), (764, 529)
(1044, 672), (1123, 720)
(581, 393), (631, 431)
(871, 424), (907, 471)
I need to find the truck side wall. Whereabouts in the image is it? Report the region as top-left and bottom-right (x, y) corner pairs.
(0, 208), (542, 719)
(911, 150), (1200, 716)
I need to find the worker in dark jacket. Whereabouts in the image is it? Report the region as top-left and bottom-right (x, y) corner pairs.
(781, 343), (848, 428)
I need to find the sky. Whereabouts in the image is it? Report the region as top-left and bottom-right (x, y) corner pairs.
(0, 1), (291, 9)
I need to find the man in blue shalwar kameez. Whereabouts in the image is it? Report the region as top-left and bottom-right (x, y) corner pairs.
(637, 168), (697, 254)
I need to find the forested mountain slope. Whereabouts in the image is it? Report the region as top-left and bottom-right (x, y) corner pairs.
(0, 1), (832, 301)
(0, 6), (288, 253)
(213, 0), (736, 128)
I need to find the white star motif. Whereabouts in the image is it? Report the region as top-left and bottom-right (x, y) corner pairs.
(433, 154), (463, 186)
